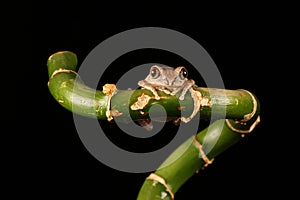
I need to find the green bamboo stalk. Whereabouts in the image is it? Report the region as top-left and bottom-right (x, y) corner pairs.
(136, 115), (260, 200)
(47, 51), (260, 200)
(47, 51), (256, 123)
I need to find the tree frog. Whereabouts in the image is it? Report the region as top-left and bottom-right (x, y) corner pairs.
(136, 65), (202, 130)
(138, 65), (195, 100)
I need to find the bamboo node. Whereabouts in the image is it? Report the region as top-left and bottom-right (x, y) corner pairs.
(48, 68), (79, 87)
(49, 68), (79, 80)
(193, 135), (214, 169)
(238, 89), (257, 123)
(225, 89), (260, 136)
(226, 115), (260, 135)
(146, 173), (174, 200)
(181, 88), (210, 123)
(102, 84), (118, 121)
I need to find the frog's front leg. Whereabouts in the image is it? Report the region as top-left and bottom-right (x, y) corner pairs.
(181, 87), (203, 123)
(138, 80), (160, 100)
(171, 79), (195, 100)
(157, 86), (171, 95)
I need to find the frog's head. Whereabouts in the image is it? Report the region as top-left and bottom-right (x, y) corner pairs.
(145, 65), (188, 87)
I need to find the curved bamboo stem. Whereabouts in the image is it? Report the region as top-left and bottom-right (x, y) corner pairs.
(47, 51), (257, 123)
(136, 115), (260, 199)
(46, 51), (260, 200)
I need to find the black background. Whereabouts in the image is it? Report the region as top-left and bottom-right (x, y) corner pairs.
(27, 2), (293, 199)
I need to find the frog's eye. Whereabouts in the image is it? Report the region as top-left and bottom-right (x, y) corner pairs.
(180, 67), (188, 79)
(150, 66), (160, 79)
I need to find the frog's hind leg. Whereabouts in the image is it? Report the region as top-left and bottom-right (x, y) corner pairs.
(160, 88), (171, 95)
(181, 87), (202, 123)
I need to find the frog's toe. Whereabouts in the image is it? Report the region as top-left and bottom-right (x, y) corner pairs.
(179, 95), (185, 101)
(170, 91), (177, 96)
(164, 90), (171, 94)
